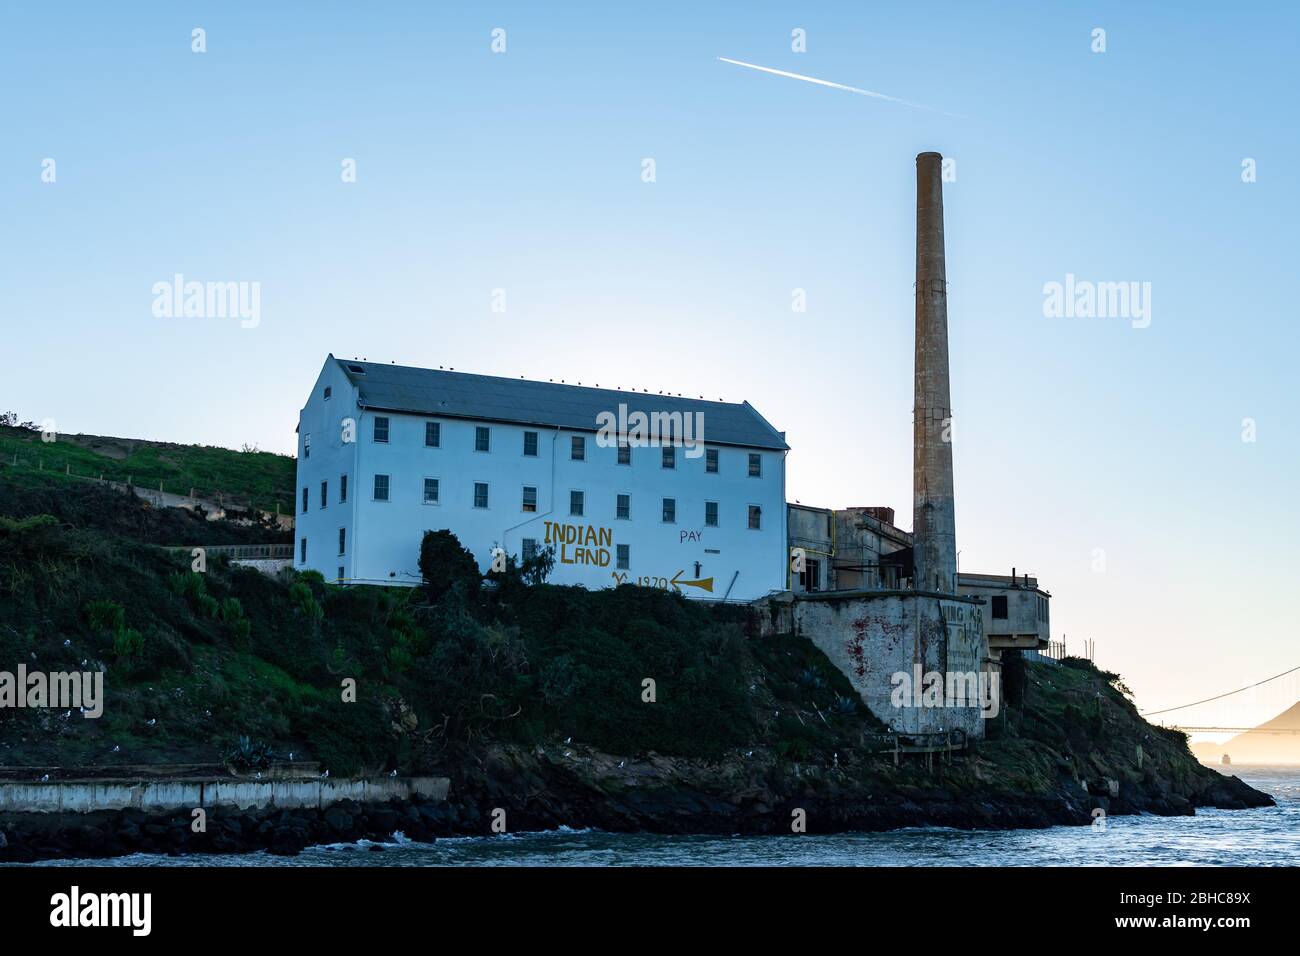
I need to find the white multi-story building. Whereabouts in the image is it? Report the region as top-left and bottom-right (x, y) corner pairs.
(294, 355), (789, 600)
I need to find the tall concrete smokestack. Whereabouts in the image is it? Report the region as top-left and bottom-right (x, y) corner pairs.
(913, 151), (957, 593)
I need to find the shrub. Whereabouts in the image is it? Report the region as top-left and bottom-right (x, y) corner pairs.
(299, 569), (326, 589)
(831, 695), (859, 716)
(195, 593), (220, 619)
(219, 596), (245, 623)
(418, 530), (481, 604)
(289, 581), (324, 623)
(487, 545), (556, 590)
(113, 626), (144, 658)
(167, 571), (208, 600)
(85, 599), (126, 634)
(223, 735), (272, 772)
(0, 513), (60, 543)
(229, 617), (252, 645)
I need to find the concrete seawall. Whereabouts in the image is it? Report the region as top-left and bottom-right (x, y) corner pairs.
(0, 775), (448, 814)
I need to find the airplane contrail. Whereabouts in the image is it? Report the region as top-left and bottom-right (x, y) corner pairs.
(717, 57), (962, 118)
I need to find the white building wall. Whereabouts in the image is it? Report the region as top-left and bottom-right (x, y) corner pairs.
(295, 369), (788, 601)
(294, 361), (361, 581)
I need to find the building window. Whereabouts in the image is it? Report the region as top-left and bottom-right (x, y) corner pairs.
(523, 538), (538, 562)
(324, 386), (332, 400)
(706, 448), (718, 473)
(299, 538), (307, 563)
(301, 487), (308, 514)
(616, 494), (630, 520)
(338, 527), (346, 555)
(662, 498), (676, 523)
(475, 426), (490, 452)
(748, 453), (762, 477)
(522, 486), (537, 513)
(474, 482), (489, 509)
(616, 543), (630, 570)
(425, 421), (441, 447)
(337, 566), (344, 582)
(570, 490), (584, 517)
(992, 595), (1008, 619)
(320, 481), (328, 508)
(705, 501), (718, 527)
(304, 433), (311, 459)
(571, 435), (585, 461)
(423, 477), (440, 504)
(340, 474), (347, 503)
(373, 474), (390, 501)
(617, 442), (631, 466)
(662, 446), (675, 469)
(801, 558), (822, 593)
(373, 416), (389, 443)
(523, 431), (538, 457)
(747, 505), (762, 530)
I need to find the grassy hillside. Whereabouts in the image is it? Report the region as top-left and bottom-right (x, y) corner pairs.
(0, 496), (882, 774)
(0, 420), (295, 513)
(0, 470), (290, 546)
(972, 652), (1236, 811)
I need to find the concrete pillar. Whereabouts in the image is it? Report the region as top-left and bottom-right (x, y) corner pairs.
(912, 152), (958, 594)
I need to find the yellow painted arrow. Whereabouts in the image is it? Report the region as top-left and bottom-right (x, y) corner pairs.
(671, 570), (715, 593)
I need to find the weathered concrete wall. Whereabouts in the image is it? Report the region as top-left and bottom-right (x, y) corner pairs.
(777, 590), (987, 738)
(0, 775), (448, 814)
(958, 574), (1049, 649)
(232, 557), (293, 576)
(832, 509), (913, 590)
(787, 504), (833, 592)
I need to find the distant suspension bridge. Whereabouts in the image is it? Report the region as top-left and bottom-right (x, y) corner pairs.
(1141, 663), (1300, 735)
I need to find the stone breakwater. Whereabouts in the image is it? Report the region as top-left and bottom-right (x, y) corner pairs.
(0, 796), (468, 863)
(0, 774), (448, 814)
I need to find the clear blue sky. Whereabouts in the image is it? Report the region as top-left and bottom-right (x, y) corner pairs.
(3, 1), (1297, 724)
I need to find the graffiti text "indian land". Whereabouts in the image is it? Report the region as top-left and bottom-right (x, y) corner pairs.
(543, 520), (613, 567)
(0, 666), (104, 718)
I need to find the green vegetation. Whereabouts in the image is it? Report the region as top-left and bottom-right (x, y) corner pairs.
(0, 419), (295, 513)
(0, 482), (890, 773)
(971, 650), (1210, 801)
(0, 468), (289, 547)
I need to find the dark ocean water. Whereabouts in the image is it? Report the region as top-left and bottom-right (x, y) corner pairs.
(28, 765), (1300, 867)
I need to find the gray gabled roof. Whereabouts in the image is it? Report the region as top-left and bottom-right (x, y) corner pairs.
(331, 355), (789, 451)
